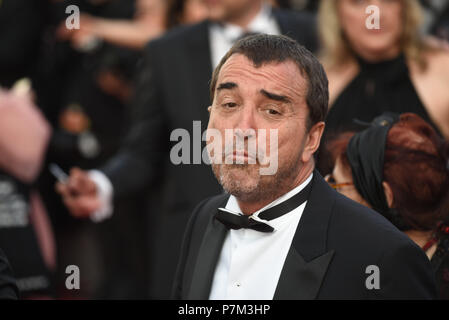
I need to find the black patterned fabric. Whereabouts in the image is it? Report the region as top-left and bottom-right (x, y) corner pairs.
(0, 170), (52, 298)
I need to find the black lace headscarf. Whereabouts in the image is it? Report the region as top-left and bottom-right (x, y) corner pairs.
(346, 112), (411, 230)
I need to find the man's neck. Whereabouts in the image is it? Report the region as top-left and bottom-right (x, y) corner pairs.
(237, 163), (314, 215)
(225, 1), (264, 29)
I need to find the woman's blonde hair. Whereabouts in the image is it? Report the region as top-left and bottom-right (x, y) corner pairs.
(318, 0), (427, 69)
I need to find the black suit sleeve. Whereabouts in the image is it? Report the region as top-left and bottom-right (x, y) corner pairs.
(374, 239), (436, 299)
(100, 41), (169, 197)
(0, 249), (18, 300)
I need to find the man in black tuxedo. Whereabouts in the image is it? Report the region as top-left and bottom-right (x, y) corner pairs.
(57, 0), (317, 298)
(172, 34), (436, 300)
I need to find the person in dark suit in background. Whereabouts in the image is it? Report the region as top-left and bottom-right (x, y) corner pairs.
(57, 0), (317, 298)
(172, 34), (436, 300)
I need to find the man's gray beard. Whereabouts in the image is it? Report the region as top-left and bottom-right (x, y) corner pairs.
(211, 160), (301, 203)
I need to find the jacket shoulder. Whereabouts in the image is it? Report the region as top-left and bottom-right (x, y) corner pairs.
(329, 192), (432, 270)
(144, 20), (209, 53)
(326, 194), (435, 299)
(331, 192), (404, 238)
(327, 191), (424, 257)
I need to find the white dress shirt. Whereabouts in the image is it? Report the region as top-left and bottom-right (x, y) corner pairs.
(89, 4), (280, 222)
(209, 173), (313, 300)
(209, 3), (281, 68)
(88, 170), (114, 222)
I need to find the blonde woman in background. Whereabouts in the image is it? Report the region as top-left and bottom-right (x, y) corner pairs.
(317, 0), (449, 173)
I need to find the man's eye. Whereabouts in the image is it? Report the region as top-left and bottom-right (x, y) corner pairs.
(266, 109), (281, 115)
(222, 102), (237, 108)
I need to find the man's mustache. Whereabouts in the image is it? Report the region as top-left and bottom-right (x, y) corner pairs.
(223, 133), (265, 164)
(205, 127), (278, 175)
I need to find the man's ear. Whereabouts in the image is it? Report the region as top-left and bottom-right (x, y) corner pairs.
(301, 121), (325, 163)
(382, 181), (394, 208)
(208, 106), (212, 113)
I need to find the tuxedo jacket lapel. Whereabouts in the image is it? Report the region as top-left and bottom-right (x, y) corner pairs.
(274, 247), (334, 300)
(188, 197), (229, 299)
(274, 171), (336, 299)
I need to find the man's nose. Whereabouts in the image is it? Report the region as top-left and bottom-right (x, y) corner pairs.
(235, 106), (257, 133)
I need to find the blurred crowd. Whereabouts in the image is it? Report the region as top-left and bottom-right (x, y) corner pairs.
(0, 0), (448, 299)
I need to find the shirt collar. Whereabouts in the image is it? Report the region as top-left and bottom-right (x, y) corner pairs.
(225, 172), (314, 222)
(215, 3), (275, 42)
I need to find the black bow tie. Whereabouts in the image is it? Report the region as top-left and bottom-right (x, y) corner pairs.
(215, 181), (312, 233)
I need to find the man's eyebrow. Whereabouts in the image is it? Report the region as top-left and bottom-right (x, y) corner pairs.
(216, 82), (237, 91)
(260, 89), (291, 103)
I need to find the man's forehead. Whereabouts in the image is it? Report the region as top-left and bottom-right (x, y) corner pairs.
(219, 53), (298, 73)
(217, 54), (306, 93)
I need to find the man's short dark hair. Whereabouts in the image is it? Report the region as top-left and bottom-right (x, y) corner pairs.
(210, 34), (329, 130)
